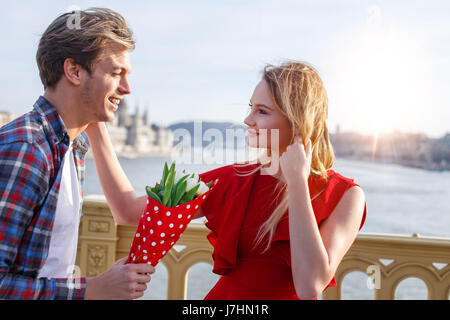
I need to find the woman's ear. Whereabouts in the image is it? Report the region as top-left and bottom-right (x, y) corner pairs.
(63, 58), (82, 86)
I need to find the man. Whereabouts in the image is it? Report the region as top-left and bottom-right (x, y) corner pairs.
(0, 8), (154, 299)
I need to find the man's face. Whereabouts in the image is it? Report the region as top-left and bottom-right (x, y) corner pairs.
(80, 42), (132, 123)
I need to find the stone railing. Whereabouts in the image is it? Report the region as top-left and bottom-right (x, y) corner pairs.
(322, 233), (450, 299)
(76, 197), (450, 300)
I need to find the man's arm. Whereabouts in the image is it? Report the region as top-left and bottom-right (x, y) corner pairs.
(0, 141), (85, 299)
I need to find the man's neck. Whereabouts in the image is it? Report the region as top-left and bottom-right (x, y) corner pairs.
(44, 88), (89, 142)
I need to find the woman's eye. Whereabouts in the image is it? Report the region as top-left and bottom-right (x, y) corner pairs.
(248, 103), (267, 115)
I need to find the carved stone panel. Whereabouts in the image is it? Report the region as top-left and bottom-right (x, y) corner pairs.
(88, 220), (110, 233)
(87, 244), (108, 276)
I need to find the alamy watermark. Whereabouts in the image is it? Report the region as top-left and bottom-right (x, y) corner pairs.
(170, 122), (281, 175)
(66, 5), (81, 30)
(366, 264), (381, 290)
(66, 264), (83, 290)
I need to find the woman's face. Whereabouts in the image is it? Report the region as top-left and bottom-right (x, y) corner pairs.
(244, 79), (293, 154)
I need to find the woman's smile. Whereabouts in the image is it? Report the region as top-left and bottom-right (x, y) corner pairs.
(247, 128), (259, 137)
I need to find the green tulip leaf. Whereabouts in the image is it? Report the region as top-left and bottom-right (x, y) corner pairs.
(146, 186), (162, 203)
(180, 184), (200, 204)
(173, 180), (188, 207)
(162, 165), (176, 206)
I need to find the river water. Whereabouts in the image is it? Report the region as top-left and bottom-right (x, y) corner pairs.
(84, 152), (450, 300)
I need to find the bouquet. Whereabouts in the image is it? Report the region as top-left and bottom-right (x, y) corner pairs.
(126, 161), (218, 266)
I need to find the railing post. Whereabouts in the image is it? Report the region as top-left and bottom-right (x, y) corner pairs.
(76, 197), (119, 277)
(374, 274), (395, 300)
(164, 257), (189, 300)
(322, 284), (341, 300)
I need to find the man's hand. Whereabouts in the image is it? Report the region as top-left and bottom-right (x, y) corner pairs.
(84, 257), (155, 300)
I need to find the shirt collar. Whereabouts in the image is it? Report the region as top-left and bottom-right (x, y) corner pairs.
(33, 96), (89, 153)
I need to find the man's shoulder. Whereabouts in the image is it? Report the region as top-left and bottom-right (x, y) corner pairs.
(0, 109), (49, 147)
(0, 111), (54, 176)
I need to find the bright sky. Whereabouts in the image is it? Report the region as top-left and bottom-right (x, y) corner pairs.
(0, 0), (449, 137)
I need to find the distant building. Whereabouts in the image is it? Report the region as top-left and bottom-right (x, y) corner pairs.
(335, 124), (341, 135)
(330, 131), (374, 158)
(2, 102), (172, 158)
(88, 99), (173, 158)
(0, 111), (17, 128)
(331, 129), (450, 171)
(429, 133), (450, 170)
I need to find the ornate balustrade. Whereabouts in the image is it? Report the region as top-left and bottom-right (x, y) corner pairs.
(76, 197), (450, 300)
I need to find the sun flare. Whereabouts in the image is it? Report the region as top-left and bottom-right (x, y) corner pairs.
(329, 14), (432, 136)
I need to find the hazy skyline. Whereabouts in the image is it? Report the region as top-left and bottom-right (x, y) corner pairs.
(1, 0), (449, 137)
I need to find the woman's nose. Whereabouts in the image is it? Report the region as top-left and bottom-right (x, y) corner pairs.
(244, 112), (255, 127)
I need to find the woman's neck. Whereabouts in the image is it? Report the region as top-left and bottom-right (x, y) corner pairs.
(260, 161), (286, 183)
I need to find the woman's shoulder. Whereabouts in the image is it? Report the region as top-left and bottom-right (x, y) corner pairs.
(318, 169), (364, 205)
(326, 170), (365, 206)
(317, 169), (366, 229)
(322, 169), (362, 190)
(310, 169), (363, 209)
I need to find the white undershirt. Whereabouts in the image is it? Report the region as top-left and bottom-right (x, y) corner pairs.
(38, 142), (81, 279)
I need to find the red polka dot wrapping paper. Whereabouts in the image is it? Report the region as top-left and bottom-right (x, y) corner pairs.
(126, 178), (219, 265)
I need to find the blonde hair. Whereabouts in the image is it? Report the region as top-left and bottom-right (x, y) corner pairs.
(36, 7), (135, 89)
(237, 61), (335, 252)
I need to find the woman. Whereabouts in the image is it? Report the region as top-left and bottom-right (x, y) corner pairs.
(86, 61), (366, 300)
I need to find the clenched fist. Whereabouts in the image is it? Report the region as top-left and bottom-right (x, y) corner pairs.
(279, 136), (312, 186)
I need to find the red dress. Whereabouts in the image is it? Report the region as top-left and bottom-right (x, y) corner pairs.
(198, 163), (366, 300)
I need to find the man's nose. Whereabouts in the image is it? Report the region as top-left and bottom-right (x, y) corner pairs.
(119, 75), (132, 95)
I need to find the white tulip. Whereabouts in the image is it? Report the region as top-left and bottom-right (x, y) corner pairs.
(174, 169), (187, 184)
(185, 178), (199, 192)
(196, 180), (209, 196)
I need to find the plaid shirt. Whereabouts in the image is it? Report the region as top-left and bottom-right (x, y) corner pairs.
(0, 96), (89, 299)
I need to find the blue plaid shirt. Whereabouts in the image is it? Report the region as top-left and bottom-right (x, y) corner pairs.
(0, 96), (89, 299)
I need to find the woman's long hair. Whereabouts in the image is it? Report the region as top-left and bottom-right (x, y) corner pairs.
(236, 61), (335, 252)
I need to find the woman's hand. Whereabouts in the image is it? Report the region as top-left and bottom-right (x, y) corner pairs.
(279, 136), (312, 186)
(84, 121), (106, 142)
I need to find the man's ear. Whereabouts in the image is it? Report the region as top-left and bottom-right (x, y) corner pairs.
(63, 58), (82, 86)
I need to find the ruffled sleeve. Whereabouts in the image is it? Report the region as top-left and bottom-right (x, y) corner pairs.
(198, 166), (228, 226)
(199, 163), (259, 275)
